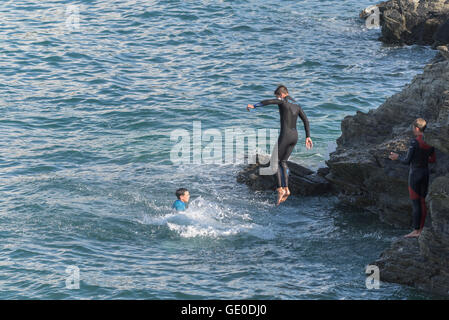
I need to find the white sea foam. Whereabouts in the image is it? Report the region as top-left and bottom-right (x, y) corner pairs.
(142, 197), (275, 240)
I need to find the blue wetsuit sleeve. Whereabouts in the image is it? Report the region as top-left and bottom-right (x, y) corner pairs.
(399, 139), (417, 165)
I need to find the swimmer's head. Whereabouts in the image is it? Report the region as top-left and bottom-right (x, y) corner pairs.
(412, 118), (427, 135)
(274, 85), (289, 99)
(176, 188), (190, 203)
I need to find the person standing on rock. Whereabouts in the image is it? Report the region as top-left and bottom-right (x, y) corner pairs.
(389, 118), (436, 238)
(247, 85), (313, 206)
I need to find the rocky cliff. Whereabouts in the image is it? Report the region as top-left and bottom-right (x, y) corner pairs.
(361, 0), (449, 46)
(237, 0), (449, 297)
(373, 174), (449, 296)
(325, 52), (449, 227)
(356, 0), (449, 297)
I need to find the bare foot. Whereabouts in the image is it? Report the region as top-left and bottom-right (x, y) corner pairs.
(276, 188), (286, 206)
(280, 187), (290, 203)
(404, 230), (421, 238)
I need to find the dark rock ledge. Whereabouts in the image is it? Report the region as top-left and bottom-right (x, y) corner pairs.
(236, 154), (332, 197)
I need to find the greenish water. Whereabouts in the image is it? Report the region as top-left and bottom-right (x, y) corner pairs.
(0, 0), (441, 299)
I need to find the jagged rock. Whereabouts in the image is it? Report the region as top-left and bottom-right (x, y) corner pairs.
(434, 19), (449, 46)
(237, 154), (332, 196)
(427, 124), (449, 154)
(343, 0), (449, 298)
(317, 167), (330, 177)
(359, 1), (388, 19)
(436, 45), (449, 60)
(361, 0), (449, 46)
(373, 238), (433, 288)
(326, 56), (449, 227)
(373, 175), (449, 296)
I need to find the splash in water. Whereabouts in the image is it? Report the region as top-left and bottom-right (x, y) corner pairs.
(141, 197), (275, 240)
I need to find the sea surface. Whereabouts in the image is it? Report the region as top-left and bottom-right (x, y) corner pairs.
(0, 0), (442, 299)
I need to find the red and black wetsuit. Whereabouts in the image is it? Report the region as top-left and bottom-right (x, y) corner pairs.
(399, 135), (436, 230)
(254, 96), (310, 188)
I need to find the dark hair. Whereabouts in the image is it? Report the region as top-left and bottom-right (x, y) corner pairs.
(176, 188), (188, 199)
(274, 85), (288, 96)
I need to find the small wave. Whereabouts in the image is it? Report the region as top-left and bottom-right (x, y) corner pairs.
(141, 197), (274, 240)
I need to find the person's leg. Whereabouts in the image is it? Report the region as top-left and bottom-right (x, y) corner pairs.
(279, 161), (288, 187)
(276, 132), (298, 205)
(276, 138), (289, 189)
(411, 199), (422, 229)
(419, 170), (430, 231)
(405, 170), (423, 238)
(279, 142), (296, 203)
(275, 138), (289, 206)
(278, 160), (289, 203)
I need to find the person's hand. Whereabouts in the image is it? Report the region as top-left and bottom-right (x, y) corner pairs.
(389, 152), (399, 161)
(247, 104), (255, 111)
(305, 137), (313, 150)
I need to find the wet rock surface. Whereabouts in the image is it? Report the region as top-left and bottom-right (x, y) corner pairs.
(361, 0), (449, 46)
(237, 154), (332, 196)
(373, 175), (449, 296)
(357, 1), (449, 296)
(326, 53), (449, 227)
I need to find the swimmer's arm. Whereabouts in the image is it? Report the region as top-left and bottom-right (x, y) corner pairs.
(247, 99), (282, 111)
(398, 140), (417, 165)
(298, 106), (311, 138)
(257, 99), (283, 107)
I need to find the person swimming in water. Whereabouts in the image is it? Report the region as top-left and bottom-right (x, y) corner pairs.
(389, 118), (436, 238)
(247, 85), (313, 205)
(172, 188), (190, 211)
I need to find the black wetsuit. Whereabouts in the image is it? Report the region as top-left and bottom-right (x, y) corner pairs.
(254, 96), (310, 188)
(399, 135), (436, 230)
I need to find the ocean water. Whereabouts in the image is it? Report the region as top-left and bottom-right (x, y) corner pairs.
(0, 0), (442, 299)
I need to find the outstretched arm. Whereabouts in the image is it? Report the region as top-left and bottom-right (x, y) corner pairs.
(247, 99), (282, 111)
(398, 140), (417, 165)
(390, 139), (417, 164)
(298, 106), (313, 149)
(258, 99), (283, 107)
